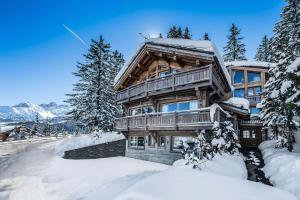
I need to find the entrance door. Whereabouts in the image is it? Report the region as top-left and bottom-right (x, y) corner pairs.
(239, 127), (262, 148)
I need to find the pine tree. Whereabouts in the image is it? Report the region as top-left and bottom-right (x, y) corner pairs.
(167, 26), (178, 38)
(223, 121), (240, 154)
(31, 113), (40, 136)
(177, 26), (183, 38)
(255, 35), (273, 62)
(65, 36), (124, 132)
(44, 117), (52, 136)
(261, 0), (300, 152)
(183, 27), (192, 39)
(159, 33), (163, 38)
(211, 121), (225, 154)
(202, 32), (210, 41)
(223, 24), (247, 62)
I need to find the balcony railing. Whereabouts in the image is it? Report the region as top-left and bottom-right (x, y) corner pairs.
(116, 107), (227, 131)
(247, 95), (261, 103)
(240, 119), (263, 126)
(115, 65), (212, 103)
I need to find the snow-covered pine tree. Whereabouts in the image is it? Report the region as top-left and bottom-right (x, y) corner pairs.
(223, 23), (247, 62)
(261, 0), (300, 151)
(202, 32), (210, 41)
(211, 121), (225, 155)
(183, 130), (212, 169)
(255, 35), (273, 62)
(65, 36), (124, 132)
(183, 27), (192, 39)
(31, 113), (40, 136)
(223, 121), (240, 154)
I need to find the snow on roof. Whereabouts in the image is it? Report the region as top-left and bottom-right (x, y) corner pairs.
(225, 60), (277, 68)
(115, 38), (231, 88)
(224, 97), (250, 111)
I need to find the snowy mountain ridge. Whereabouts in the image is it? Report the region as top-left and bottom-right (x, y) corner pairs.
(0, 102), (71, 122)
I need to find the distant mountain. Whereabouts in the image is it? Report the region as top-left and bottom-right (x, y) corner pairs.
(0, 102), (71, 122)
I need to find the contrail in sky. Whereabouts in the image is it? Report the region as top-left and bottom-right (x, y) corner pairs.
(62, 24), (88, 47)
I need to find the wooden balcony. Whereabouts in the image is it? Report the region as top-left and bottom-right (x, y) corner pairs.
(240, 119), (263, 126)
(115, 65), (224, 103)
(115, 107), (228, 132)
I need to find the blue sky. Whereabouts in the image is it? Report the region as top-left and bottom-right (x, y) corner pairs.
(0, 0), (283, 106)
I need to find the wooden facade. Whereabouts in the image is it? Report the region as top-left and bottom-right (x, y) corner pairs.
(114, 39), (232, 164)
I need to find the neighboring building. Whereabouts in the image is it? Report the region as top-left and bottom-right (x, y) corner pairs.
(225, 60), (277, 148)
(114, 38), (248, 164)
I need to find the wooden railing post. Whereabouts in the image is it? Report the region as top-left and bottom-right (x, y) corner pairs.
(145, 79), (148, 97)
(172, 73), (175, 91)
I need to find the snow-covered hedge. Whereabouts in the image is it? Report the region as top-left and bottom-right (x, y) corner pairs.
(55, 131), (125, 157)
(173, 154), (247, 180)
(259, 136), (300, 199)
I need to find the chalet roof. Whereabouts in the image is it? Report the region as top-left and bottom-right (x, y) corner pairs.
(225, 60), (277, 68)
(114, 38), (231, 88)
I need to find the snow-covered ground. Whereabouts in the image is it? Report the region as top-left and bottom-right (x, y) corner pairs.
(114, 167), (296, 200)
(54, 132), (125, 156)
(0, 139), (297, 200)
(259, 130), (300, 200)
(173, 154), (247, 179)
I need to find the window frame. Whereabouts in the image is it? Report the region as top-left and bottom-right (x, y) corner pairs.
(232, 70), (245, 84)
(248, 71), (261, 83)
(161, 100), (199, 113)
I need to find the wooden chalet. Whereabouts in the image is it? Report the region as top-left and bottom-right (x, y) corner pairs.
(114, 38), (240, 164)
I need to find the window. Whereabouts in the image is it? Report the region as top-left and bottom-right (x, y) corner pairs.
(234, 88), (245, 97)
(248, 87), (254, 96)
(129, 136), (145, 149)
(159, 136), (166, 147)
(248, 86), (261, 97)
(250, 108), (261, 114)
(232, 70), (244, 84)
(159, 71), (170, 77)
(171, 68), (181, 74)
(248, 71), (261, 82)
(161, 101), (198, 113)
(255, 86), (261, 95)
(130, 106), (154, 116)
(172, 136), (195, 152)
(243, 130), (251, 138)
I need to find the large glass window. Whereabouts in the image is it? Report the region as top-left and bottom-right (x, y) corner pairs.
(234, 88), (245, 97)
(248, 71), (261, 82)
(130, 106), (154, 116)
(172, 136), (195, 152)
(129, 136), (145, 149)
(248, 86), (261, 97)
(250, 108), (261, 114)
(159, 71), (170, 77)
(161, 101), (198, 113)
(232, 70), (244, 84)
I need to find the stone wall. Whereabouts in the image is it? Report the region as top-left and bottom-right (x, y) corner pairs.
(64, 139), (126, 159)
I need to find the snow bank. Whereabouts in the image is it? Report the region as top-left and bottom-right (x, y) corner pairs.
(224, 97), (250, 111)
(114, 167), (296, 200)
(55, 132), (125, 156)
(173, 154), (247, 179)
(259, 137), (300, 199)
(0, 125), (15, 133)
